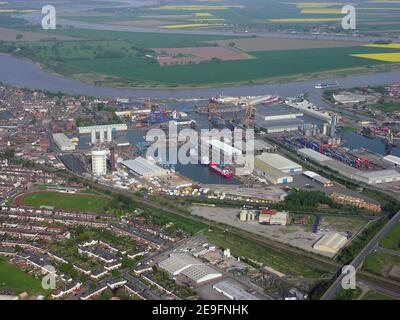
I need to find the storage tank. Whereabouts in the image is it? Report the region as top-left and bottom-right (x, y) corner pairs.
(322, 122), (329, 136)
(240, 210), (247, 222)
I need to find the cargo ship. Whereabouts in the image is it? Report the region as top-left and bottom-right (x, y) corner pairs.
(262, 96), (281, 105)
(315, 81), (339, 89)
(208, 162), (234, 178)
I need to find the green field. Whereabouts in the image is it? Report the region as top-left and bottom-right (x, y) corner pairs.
(1, 1), (400, 87)
(380, 223), (400, 251)
(362, 251), (400, 277)
(334, 287), (362, 300)
(17, 191), (111, 213)
(0, 258), (47, 296)
(3, 35), (397, 87)
(363, 291), (397, 300)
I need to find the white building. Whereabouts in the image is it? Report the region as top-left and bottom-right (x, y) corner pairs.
(353, 169), (400, 185)
(121, 157), (168, 178)
(313, 232), (347, 255)
(256, 153), (302, 174)
(92, 149), (108, 177)
(53, 133), (75, 152)
(213, 280), (259, 300)
(383, 155), (400, 168)
(159, 253), (222, 284)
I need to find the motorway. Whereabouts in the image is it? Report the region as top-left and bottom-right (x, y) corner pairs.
(321, 209), (400, 300)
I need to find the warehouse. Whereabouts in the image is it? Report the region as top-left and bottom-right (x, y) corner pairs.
(256, 153), (302, 174)
(159, 253), (222, 284)
(383, 155), (400, 168)
(121, 157), (168, 178)
(255, 159), (293, 184)
(303, 171), (333, 187)
(258, 119), (303, 134)
(213, 280), (259, 300)
(52, 133), (76, 152)
(258, 209), (289, 225)
(298, 148), (361, 179)
(353, 169), (400, 185)
(298, 148), (331, 163)
(252, 139), (277, 154)
(313, 232), (347, 255)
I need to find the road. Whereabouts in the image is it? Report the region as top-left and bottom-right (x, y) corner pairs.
(321, 210), (400, 300)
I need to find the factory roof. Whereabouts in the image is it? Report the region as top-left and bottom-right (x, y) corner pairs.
(383, 155), (400, 167)
(159, 253), (222, 283)
(256, 153), (302, 172)
(52, 133), (75, 150)
(213, 280), (260, 300)
(356, 169), (400, 179)
(159, 253), (202, 275)
(121, 157), (168, 177)
(313, 232), (347, 254)
(298, 148), (331, 163)
(181, 264), (222, 283)
(303, 171), (332, 185)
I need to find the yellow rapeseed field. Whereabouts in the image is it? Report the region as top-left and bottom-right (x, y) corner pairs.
(159, 23), (224, 29)
(351, 53), (400, 62)
(363, 44), (400, 49)
(300, 8), (343, 14)
(152, 5), (244, 11)
(194, 13), (213, 17)
(269, 18), (341, 23)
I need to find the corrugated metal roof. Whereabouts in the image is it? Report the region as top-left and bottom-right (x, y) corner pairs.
(122, 157), (168, 176)
(298, 148), (331, 162)
(383, 155), (400, 166)
(213, 280), (260, 300)
(256, 153), (302, 171)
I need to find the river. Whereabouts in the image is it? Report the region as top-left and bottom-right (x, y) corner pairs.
(1, 53), (400, 102)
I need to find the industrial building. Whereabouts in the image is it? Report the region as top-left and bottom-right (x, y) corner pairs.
(313, 232), (347, 255)
(91, 149), (108, 177)
(353, 169), (400, 185)
(121, 157), (168, 178)
(258, 209), (288, 226)
(255, 160), (293, 184)
(213, 280), (260, 300)
(298, 148), (361, 179)
(332, 93), (372, 104)
(302, 171), (333, 187)
(78, 123), (127, 144)
(252, 139), (277, 154)
(256, 153), (302, 174)
(383, 155), (400, 168)
(259, 105), (303, 121)
(298, 148), (332, 163)
(257, 119), (303, 134)
(53, 133), (76, 152)
(159, 253), (222, 284)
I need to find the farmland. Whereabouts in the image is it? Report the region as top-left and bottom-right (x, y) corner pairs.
(0, 0), (400, 87)
(1, 28), (399, 88)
